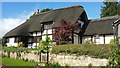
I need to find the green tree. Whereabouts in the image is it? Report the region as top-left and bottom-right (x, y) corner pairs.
(100, 0), (120, 18)
(38, 35), (52, 50)
(107, 45), (120, 67)
(40, 8), (53, 13)
(38, 35), (52, 64)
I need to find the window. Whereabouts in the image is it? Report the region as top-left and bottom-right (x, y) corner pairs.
(28, 38), (33, 43)
(6, 38), (9, 43)
(33, 36), (42, 43)
(44, 23), (52, 30)
(77, 20), (84, 28)
(14, 37), (19, 43)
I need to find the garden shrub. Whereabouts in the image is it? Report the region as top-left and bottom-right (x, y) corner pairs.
(60, 41), (69, 45)
(88, 63), (92, 68)
(52, 44), (113, 59)
(110, 39), (114, 45)
(107, 45), (120, 68)
(42, 63), (69, 68)
(38, 35), (52, 50)
(17, 42), (24, 47)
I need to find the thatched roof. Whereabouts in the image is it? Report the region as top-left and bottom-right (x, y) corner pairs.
(84, 15), (120, 35)
(3, 5), (88, 38)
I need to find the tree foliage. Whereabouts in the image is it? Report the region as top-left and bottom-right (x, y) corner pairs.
(17, 42), (24, 47)
(107, 45), (120, 67)
(100, 0), (120, 18)
(40, 8), (53, 13)
(38, 35), (52, 50)
(52, 19), (81, 45)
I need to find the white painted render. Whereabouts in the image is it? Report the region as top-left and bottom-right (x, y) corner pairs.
(42, 30), (47, 35)
(27, 29), (53, 48)
(47, 29), (52, 34)
(99, 36), (104, 44)
(105, 35), (114, 44)
(6, 37), (18, 47)
(37, 32), (41, 36)
(82, 35), (114, 44)
(33, 32), (37, 36)
(118, 24), (120, 43)
(42, 29), (52, 35)
(82, 36), (91, 44)
(31, 43), (39, 48)
(42, 35), (52, 41)
(74, 34), (79, 44)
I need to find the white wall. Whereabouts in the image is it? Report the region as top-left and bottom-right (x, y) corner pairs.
(32, 43), (39, 48)
(118, 24), (120, 43)
(6, 37), (18, 47)
(47, 29), (52, 34)
(74, 34), (79, 44)
(42, 35), (52, 41)
(37, 32), (41, 36)
(99, 36), (104, 44)
(42, 29), (52, 35)
(33, 32), (42, 36)
(82, 35), (114, 44)
(31, 29), (52, 48)
(33, 32), (37, 36)
(105, 35), (114, 44)
(82, 36), (92, 44)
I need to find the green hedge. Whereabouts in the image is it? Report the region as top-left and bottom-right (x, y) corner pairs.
(2, 46), (41, 53)
(52, 44), (113, 59)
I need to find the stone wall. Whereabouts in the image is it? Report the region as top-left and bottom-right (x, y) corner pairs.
(50, 54), (108, 66)
(1, 51), (108, 66)
(2, 51), (40, 62)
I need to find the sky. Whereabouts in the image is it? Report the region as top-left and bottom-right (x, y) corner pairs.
(0, 2), (108, 38)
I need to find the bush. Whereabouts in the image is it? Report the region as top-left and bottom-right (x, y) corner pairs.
(107, 45), (120, 67)
(110, 39), (114, 45)
(60, 41), (69, 45)
(17, 42), (24, 47)
(41, 63), (69, 68)
(52, 44), (113, 59)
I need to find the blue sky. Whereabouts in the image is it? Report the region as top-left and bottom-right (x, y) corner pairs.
(0, 2), (105, 38)
(2, 2), (103, 19)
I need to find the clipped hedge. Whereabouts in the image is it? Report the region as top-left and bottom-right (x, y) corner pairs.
(2, 46), (41, 53)
(52, 44), (113, 59)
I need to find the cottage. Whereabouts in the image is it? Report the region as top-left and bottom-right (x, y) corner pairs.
(3, 5), (88, 48)
(3, 5), (120, 47)
(82, 15), (120, 44)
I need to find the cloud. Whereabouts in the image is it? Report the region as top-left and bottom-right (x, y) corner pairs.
(0, 11), (34, 38)
(0, 18), (25, 38)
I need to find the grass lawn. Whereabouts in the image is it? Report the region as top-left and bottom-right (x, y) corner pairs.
(1, 57), (38, 68)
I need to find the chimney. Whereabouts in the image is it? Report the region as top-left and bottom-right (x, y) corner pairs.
(35, 9), (39, 15)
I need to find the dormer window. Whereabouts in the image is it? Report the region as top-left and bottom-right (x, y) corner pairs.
(41, 21), (53, 30)
(44, 23), (52, 30)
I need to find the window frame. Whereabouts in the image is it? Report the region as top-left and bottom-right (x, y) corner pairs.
(6, 38), (9, 43)
(44, 23), (52, 30)
(14, 37), (19, 43)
